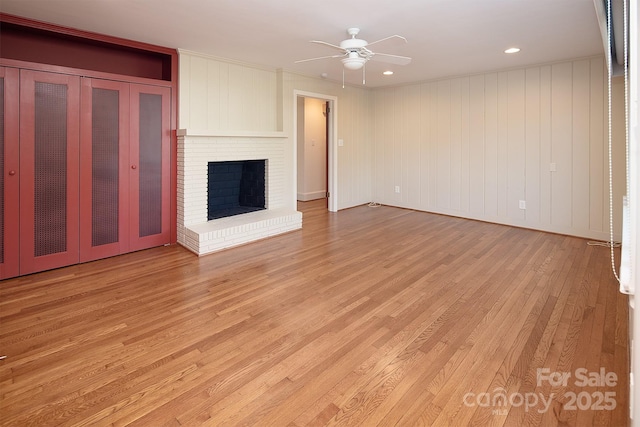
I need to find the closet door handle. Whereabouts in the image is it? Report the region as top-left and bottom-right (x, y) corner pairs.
(8, 170), (16, 176)
(131, 165), (137, 170)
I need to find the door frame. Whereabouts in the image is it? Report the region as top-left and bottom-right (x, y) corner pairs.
(0, 67), (20, 279)
(293, 90), (338, 212)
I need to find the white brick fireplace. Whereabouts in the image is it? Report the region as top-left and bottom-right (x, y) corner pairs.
(177, 130), (302, 255)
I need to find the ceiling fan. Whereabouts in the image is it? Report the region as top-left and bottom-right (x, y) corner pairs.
(295, 28), (412, 85)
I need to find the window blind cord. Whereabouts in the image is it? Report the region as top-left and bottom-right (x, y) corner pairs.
(606, 0), (631, 284)
(607, 0), (621, 283)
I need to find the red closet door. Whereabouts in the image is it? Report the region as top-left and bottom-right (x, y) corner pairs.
(79, 78), (130, 262)
(0, 67), (20, 280)
(19, 70), (80, 275)
(128, 84), (171, 251)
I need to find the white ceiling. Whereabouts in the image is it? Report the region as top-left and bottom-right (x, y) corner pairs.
(0, 0), (605, 88)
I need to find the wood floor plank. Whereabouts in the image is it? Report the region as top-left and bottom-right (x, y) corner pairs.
(0, 200), (629, 426)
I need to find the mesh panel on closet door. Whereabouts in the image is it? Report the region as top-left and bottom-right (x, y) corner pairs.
(91, 87), (119, 247)
(34, 82), (68, 257)
(138, 93), (162, 237)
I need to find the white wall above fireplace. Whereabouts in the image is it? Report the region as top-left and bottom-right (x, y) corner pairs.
(177, 129), (302, 255)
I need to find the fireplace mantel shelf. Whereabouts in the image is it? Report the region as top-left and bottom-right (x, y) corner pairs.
(177, 129), (287, 138)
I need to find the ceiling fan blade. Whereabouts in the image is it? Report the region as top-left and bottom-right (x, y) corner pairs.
(309, 40), (345, 51)
(366, 34), (407, 47)
(295, 54), (345, 64)
(371, 52), (412, 65)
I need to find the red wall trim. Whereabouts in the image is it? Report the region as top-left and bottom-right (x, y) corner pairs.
(0, 13), (177, 56)
(0, 58), (173, 88)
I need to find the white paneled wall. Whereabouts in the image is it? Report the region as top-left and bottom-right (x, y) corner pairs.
(179, 50), (278, 131)
(373, 57), (626, 240)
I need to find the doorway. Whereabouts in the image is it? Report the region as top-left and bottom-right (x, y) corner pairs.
(294, 90), (338, 212)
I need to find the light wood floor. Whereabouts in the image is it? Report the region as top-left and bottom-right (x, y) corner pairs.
(0, 200), (629, 426)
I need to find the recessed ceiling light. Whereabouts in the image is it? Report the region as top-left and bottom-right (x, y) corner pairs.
(383, 70), (394, 75)
(504, 47), (521, 54)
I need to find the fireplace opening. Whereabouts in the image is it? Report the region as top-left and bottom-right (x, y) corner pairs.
(207, 160), (266, 220)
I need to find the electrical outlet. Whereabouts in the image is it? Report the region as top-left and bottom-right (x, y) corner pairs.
(519, 200), (526, 210)
(395, 186), (400, 193)
(550, 163), (557, 172)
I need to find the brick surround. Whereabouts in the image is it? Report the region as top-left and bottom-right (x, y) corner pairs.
(177, 130), (302, 255)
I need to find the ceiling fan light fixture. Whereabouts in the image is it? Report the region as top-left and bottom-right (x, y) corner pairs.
(504, 47), (521, 54)
(342, 55), (366, 70)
